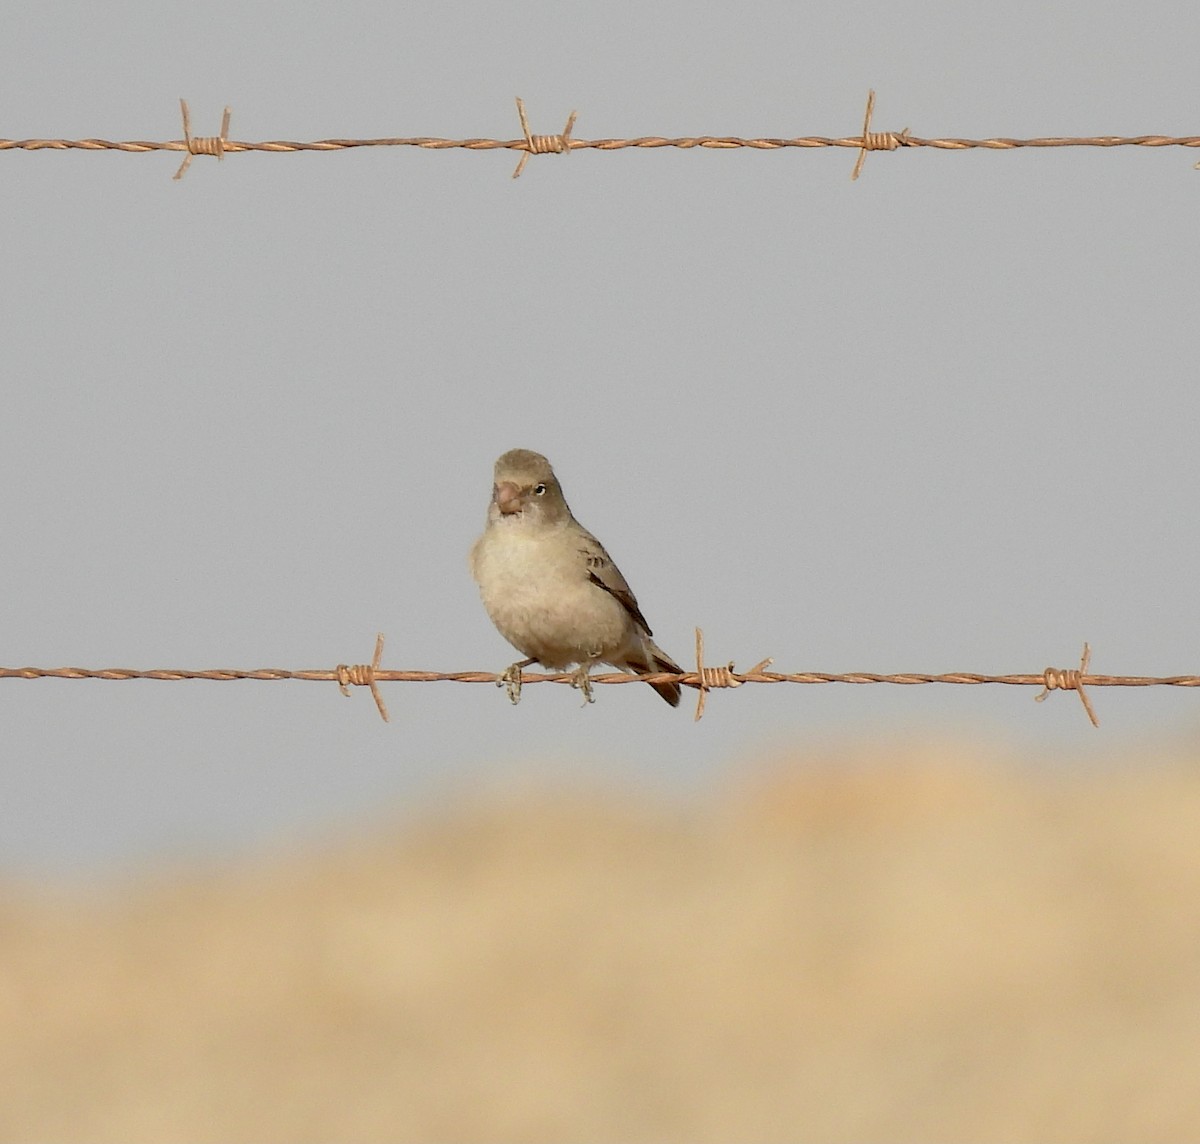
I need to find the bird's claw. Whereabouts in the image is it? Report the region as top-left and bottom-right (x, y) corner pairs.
(498, 662), (525, 705)
(570, 664), (595, 706)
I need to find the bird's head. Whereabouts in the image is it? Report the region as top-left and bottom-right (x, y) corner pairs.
(488, 448), (571, 526)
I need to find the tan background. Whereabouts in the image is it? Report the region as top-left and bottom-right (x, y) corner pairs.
(4, 739), (1198, 1142)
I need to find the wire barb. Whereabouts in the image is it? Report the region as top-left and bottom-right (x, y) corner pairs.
(512, 97), (577, 178)
(692, 627), (739, 721)
(174, 100), (232, 181)
(335, 632), (389, 722)
(1035, 642), (1099, 728)
(851, 89), (910, 180)
(690, 627), (774, 721)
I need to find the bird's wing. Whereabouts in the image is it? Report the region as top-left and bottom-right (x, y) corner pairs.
(576, 532), (654, 637)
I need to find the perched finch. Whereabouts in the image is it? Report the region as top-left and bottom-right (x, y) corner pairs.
(469, 448), (686, 706)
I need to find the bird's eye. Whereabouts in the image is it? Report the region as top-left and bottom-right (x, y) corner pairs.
(533, 483), (547, 496)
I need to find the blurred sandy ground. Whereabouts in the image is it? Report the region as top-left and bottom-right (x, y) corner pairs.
(2, 737), (1200, 1142)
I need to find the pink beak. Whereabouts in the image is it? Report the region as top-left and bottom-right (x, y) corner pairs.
(494, 480), (523, 515)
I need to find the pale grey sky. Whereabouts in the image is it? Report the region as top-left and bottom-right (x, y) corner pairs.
(4, 1), (1199, 877)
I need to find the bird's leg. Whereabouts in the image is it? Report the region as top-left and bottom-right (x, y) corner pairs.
(570, 656), (602, 706)
(498, 658), (536, 705)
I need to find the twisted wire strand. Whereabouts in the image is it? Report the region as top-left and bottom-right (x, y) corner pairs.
(3, 666), (1197, 686)
(6, 133), (1199, 154)
(4, 91), (1198, 185)
(3, 635), (1197, 727)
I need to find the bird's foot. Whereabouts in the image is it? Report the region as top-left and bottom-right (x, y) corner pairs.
(498, 660), (532, 705)
(570, 663), (596, 706)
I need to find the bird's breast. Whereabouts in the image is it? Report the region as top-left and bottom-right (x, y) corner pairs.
(471, 521), (631, 668)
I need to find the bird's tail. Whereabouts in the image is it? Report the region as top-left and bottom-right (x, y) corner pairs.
(628, 641), (693, 708)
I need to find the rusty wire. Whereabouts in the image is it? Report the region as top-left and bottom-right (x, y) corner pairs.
(2, 634), (1194, 726)
(2, 93), (1198, 181)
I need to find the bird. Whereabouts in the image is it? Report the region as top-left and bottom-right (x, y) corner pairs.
(469, 448), (686, 706)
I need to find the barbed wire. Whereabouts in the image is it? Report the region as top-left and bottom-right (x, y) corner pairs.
(3, 93), (1199, 181)
(5, 632), (1198, 726)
